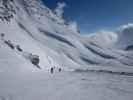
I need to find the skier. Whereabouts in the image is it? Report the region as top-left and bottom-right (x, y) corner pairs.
(50, 67), (54, 74)
(59, 68), (62, 72)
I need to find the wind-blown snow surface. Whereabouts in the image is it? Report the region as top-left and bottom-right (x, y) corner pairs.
(0, 0), (133, 100)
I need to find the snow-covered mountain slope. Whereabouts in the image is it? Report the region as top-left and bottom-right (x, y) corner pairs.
(0, 0), (133, 72)
(1, 0), (133, 100)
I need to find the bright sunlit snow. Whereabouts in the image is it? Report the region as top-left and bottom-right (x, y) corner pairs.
(0, 0), (133, 100)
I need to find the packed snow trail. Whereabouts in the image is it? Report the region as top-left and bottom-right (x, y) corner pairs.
(0, 71), (133, 100)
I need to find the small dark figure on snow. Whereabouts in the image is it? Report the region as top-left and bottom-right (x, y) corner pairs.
(50, 67), (54, 74)
(4, 40), (14, 49)
(16, 45), (23, 52)
(0, 33), (5, 38)
(59, 68), (62, 72)
(0, 33), (5, 40)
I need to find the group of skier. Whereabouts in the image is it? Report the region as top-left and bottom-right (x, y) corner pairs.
(50, 67), (62, 74)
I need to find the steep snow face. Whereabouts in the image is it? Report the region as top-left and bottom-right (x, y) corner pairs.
(0, 0), (82, 70)
(21, 0), (65, 24)
(116, 24), (133, 49)
(0, 38), (37, 73)
(0, 0), (133, 72)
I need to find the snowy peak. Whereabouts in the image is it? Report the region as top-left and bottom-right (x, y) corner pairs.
(0, 0), (65, 24)
(21, 0), (65, 24)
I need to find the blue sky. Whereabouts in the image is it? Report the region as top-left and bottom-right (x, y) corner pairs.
(43, 0), (133, 33)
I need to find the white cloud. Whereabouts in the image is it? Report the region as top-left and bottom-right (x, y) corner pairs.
(116, 23), (133, 49)
(68, 21), (79, 32)
(119, 23), (133, 30)
(90, 30), (117, 46)
(54, 2), (66, 18)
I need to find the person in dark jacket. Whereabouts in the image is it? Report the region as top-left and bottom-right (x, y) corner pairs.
(50, 67), (54, 74)
(59, 68), (62, 72)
